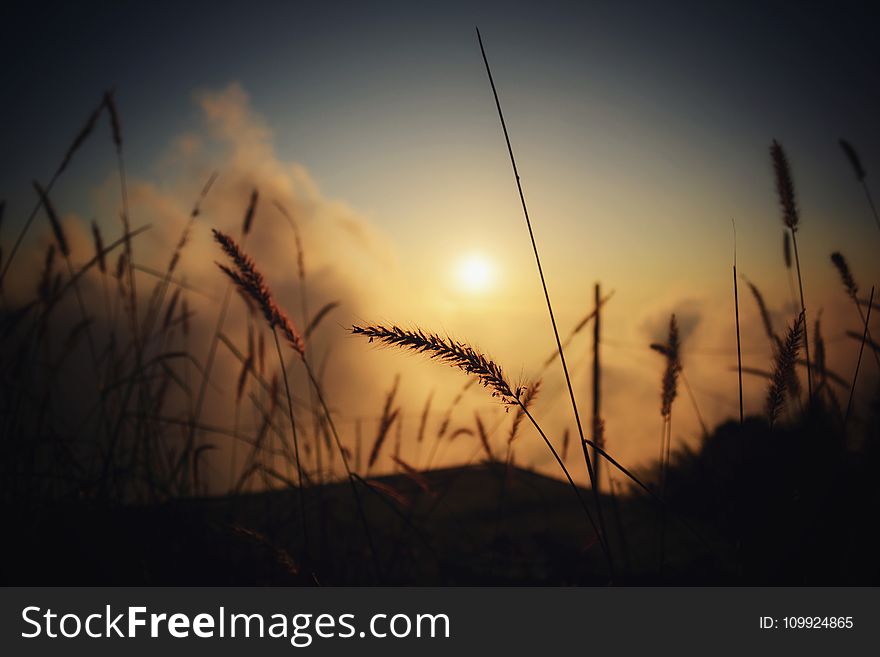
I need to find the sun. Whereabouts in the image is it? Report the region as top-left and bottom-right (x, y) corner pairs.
(455, 253), (494, 294)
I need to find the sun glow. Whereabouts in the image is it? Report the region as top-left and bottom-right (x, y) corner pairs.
(455, 253), (494, 294)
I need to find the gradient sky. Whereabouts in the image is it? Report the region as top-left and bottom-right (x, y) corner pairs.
(4, 0), (880, 273)
(2, 0), (879, 480)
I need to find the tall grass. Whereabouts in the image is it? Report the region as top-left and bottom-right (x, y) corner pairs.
(831, 251), (880, 370)
(771, 140), (812, 402)
(733, 223), (744, 424)
(349, 323), (612, 573)
(655, 314), (681, 573)
(845, 287), (874, 426)
(766, 313), (805, 428)
(839, 139), (880, 234)
(213, 229), (382, 576)
(591, 283), (603, 486)
(476, 27), (612, 571)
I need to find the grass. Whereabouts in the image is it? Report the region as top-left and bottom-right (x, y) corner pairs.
(476, 26), (613, 576)
(1, 42), (879, 586)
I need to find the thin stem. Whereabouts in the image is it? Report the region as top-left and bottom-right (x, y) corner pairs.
(61, 255), (114, 443)
(681, 371), (709, 437)
(850, 298), (880, 371)
(520, 405), (613, 579)
(0, 192), (54, 294)
(115, 151), (139, 345)
(187, 230), (247, 490)
(733, 264), (744, 423)
(659, 415), (672, 575)
(845, 286), (874, 426)
(300, 356), (383, 581)
(476, 27), (611, 561)
(862, 181), (880, 234)
(790, 228), (812, 402)
(583, 437), (721, 565)
(591, 283), (601, 488)
(273, 327), (308, 555)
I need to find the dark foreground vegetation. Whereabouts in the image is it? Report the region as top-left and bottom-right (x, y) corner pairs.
(5, 404), (879, 586)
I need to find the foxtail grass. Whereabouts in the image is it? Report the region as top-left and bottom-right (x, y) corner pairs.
(34, 179), (111, 441)
(771, 140), (812, 402)
(766, 312), (805, 427)
(831, 251), (880, 371)
(215, 230), (381, 579)
(655, 314), (681, 574)
(368, 376), (400, 472)
(839, 138), (880, 234)
(350, 322), (614, 576)
(0, 96), (107, 292)
(743, 277), (779, 349)
(213, 227), (309, 551)
(413, 390), (434, 464)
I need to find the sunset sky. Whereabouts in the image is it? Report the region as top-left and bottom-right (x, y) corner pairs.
(2, 0), (879, 485)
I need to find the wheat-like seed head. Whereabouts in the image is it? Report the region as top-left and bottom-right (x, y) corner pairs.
(212, 229), (305, 355)
(38, 244), (56, 303)
(368, 375), (400, 469)
(114, 252), (126, 280)
(191, 171), (219, 218)
(771, 139), (799, 230)
(830, 251), (858, 300)
(508, 379), (542, 444)
(242, 189), (259, 235)
(33, 181), (69, 257)
(474, 411), (494, 461)
(839, 139), (866, 182)
(350, 324), (522, 405)
(103, 90), (123, 152)
(744, 278), (779, 347)
(57, 100), (104, 177)
(391, 456), (432, 494)
(416, 391), (434, 444)
(766, 312), (804, 426)
(90, 220), (106, 274)
(659, 314), (681, 418)
(273, 201), (306, 282)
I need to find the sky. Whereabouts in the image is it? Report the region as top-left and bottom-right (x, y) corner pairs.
(2, 0), (879, 487)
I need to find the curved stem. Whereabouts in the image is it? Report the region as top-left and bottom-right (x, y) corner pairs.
(300, 356), (383, 581)
(789, 228), (812, 402)
(845, 286), (874, 426)
(477, 27), (610, 555)
(273, 327), (308, 554)
(520, 405), (614, 579)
